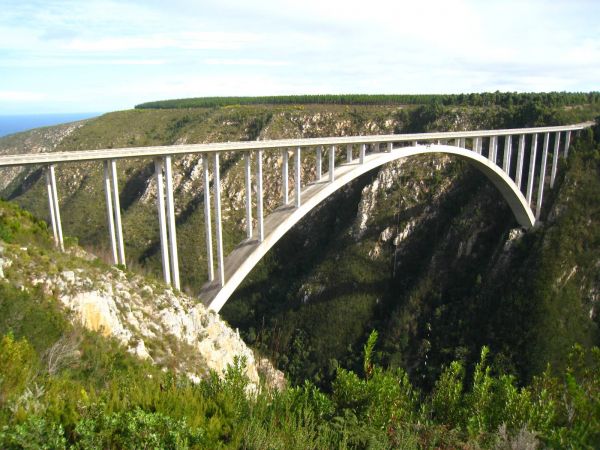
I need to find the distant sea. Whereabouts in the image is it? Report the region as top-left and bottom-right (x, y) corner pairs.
(0, 112), (103, 138)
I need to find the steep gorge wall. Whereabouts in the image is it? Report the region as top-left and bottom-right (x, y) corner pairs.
(223, 127), (600, 388)
(1, 105), (598, 390)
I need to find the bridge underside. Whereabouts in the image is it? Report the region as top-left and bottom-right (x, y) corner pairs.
(201, 144), (534, 312)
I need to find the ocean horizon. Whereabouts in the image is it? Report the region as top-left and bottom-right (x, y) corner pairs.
(0, 112), (103, 138)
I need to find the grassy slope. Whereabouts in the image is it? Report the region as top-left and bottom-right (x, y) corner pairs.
(1, 103), (599, 391)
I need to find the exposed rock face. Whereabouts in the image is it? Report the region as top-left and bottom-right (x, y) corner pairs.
(0, 243), (283, 392)
(353, 159), (408, 239)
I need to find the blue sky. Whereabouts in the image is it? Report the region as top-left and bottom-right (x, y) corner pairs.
(1, 0), (598, 114)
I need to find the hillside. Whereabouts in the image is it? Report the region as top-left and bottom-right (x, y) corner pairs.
(0, 98), (598, 392)
(0, 198), (283, 389)
(0, 201), (598, 448)
(224, 124), (600, 388)
(0, 97), (599, 447)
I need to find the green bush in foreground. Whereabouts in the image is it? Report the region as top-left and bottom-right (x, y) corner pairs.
(0, 323), (598, 449)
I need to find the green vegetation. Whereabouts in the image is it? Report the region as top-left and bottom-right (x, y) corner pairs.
(0, 298), (598, 450)
(223, 118), (600, 392)
(1, 99), (599, 447)
(135, 92), (600, 110)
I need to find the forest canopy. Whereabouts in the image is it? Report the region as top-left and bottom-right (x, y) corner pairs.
(135, 92), (600, 109)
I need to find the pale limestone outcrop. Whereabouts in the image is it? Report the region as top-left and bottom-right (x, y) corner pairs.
(353, 159), (409, 239)
(1, 242), (282, 392)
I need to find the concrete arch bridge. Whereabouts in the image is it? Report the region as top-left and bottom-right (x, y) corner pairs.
(0, 122), (592, 313)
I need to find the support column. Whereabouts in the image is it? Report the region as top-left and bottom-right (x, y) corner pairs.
(203, 156), (214, 281)
(474, 137), (482, 154)
(503, 135), (512, 174)
(316, 146), (322, 181)
(550, 132), (561, 188)
(489, 136), (497, 164)
(244, 152), (252, 239)
(412, 140), (418, 147)
(154, 158), (171, 285)
(257, 150), (264, 242)
(515, 135), (526, 190)
(359, 144), (366, 164)
(48, 165), (64, 251)
(164, 156), (180, 290)
(564, 131), (572, 159)
(387, 142), (393, 153)
(295, 147), (301, 208)
(110, 160), (126, 267)
(282, 149), (289, 204)
(459, 137), (465, 148)
(46, 169), (59, 247)
(329, 146), (335, 182)
(213, 153), (224, 286)
(346, 144), (353, 163)
(535, 132), (550, 220)
(103, 161), (118, 264)
(526, 134), (538, 205)
(373, 142), (380, 152)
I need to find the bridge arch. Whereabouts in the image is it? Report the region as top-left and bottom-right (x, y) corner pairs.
(202, 144), (534, 312)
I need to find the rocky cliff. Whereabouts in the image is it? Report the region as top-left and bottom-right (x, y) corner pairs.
(0, 200), (283, 392)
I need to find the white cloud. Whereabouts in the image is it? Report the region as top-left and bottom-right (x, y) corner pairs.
(0, 58), (166, 67)
(204, 58), (289, 67)
(62, 31), (259, 52)
(0, 91), (47, 101)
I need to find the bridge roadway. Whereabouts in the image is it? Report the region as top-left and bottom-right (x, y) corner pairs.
(0, 122), (592, 168)
(199, 143), (534, 312)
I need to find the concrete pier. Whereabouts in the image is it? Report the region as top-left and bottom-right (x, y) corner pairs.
(244, 152), (252, 239)
(474, 137), (482, 154)
(516, 135), (526, 190)
(46, 166), (62, 250)
(282, 149), (289, 204)
(316, 146), (322, 181)
(503, 136), (512, 174)
(213, 153), (224, 286)
(295, 147), (301, 207)
(257, 149), (264, 242)
(329, 146), (335, 182)
(110, 160), (126, 266)
(203, 155), (214, 282)
(526, 134), (538, 205)
(164, 156), (180, 290)
(154, 158), (171, 285)
(103, 161), (118, 264)
(489, 136), (497, 163)
(535, 133), (550, 219)
(550, 132), (561, 188)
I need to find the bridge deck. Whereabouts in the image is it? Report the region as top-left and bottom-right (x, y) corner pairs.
(0, 122), (591, 168)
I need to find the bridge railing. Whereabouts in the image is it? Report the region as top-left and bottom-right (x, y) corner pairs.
(0, 122), (592, 292)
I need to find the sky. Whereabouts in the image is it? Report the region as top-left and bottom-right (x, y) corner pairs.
(0, 0), (598, 114)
